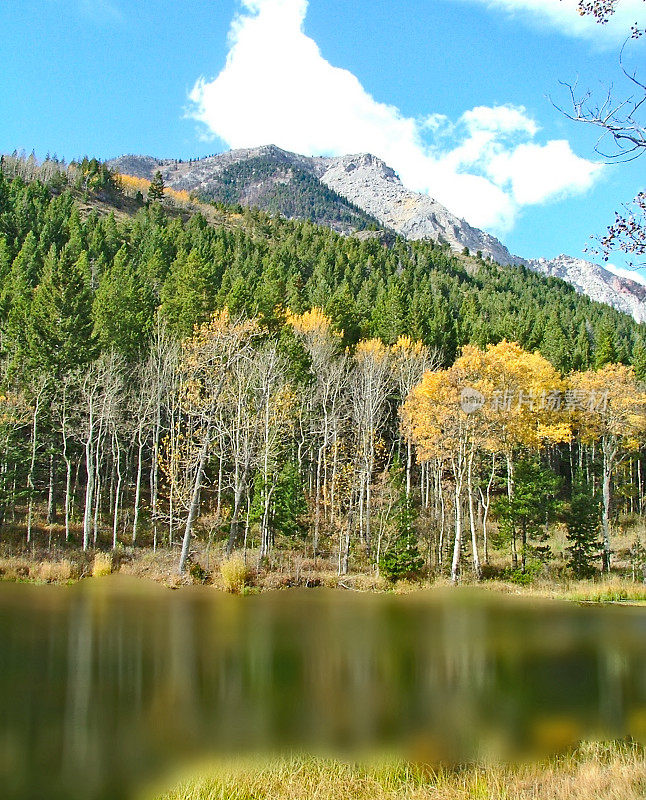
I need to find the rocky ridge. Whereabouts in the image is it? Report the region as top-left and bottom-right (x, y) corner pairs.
(316, 152), (522, 267)
(107, 146), (646, 322)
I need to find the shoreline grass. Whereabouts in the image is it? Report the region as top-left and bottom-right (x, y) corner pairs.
(2, 546), (646, 604)
(149, 741), (646, 800)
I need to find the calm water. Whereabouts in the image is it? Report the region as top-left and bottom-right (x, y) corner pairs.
(1, 577), (645, 799)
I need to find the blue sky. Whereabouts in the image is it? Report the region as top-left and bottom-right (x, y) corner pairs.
(1, 0), (644, 277)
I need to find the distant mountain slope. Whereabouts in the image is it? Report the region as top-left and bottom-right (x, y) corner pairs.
(316, 152), (522, 267)
(526, 255), (646, 324)
(108, 146), (646, 323)
(108, 147), (380, 234)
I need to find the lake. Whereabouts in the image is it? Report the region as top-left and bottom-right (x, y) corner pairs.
(1, 577), (645, 799)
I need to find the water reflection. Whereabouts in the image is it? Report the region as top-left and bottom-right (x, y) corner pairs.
(0, 577), (645, 799)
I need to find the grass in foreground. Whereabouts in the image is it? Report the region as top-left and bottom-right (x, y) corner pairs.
(152, 741), (646, 800)
(557, 578), (646, 604)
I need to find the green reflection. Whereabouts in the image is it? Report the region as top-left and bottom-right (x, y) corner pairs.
(0, 579), (645, 800)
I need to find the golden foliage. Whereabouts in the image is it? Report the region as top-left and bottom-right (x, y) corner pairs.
(286, 307), (334, 335)
(0, 390), (31, 426)
(568, 363), (646, 449)
(401, 367), (470, 462)
(116, 172), (192, 205)
(391, 335), (426, 356)
(355, 338), (389, 363)
(402, 340), (570, 462)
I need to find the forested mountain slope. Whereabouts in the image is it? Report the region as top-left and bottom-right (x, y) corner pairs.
(109, 147), (381, 234)
(1, 154), (642, 372)
(107, 146), (646, 322)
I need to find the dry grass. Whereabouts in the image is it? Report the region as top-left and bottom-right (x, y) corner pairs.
(0, 556), (32, 581)
(152, 741), (646, 800)
(92, 551), (113, 577)
(219, 553), (250, 593)
(36, 558), (74, 583)
(560, 578), (646, 604)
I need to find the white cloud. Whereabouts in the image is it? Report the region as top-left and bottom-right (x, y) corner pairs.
(452, 0), (646, 43)
(188, 0), (603, 232)
(605, 262), (646, 287)
(487, 140), (603, 204)
(462, 105), (539, 137)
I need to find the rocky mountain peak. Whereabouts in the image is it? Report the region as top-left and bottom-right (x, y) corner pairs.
(331, 153), (399, 181)
(318, 153), (521, 267)
(525, 254), (646, 323)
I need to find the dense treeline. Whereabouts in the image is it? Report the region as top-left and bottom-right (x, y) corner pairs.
(0, 153), (645, 581)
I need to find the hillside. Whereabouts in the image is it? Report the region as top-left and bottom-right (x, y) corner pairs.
(108, 146), (646, 323)
(109, 147), (382, 234)
(2, 152), (642, 373)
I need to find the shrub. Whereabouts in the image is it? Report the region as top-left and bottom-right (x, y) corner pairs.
(220, 553), (250, 593)
(92, 552), (113, 577)
(504, 559), (543, 586)
(379, 481), (424, 583)
(189, 560), (210, 584)
(37, 559), (74, 583)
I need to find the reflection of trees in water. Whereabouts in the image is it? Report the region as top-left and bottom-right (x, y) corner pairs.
(2, 586), (646, 800)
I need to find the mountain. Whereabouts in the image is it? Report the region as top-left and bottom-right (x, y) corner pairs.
(314, 152), (522, 266)
(525, 255), (646, 324)
(108, 146), (646, 322)
(108, 147), (381, 234)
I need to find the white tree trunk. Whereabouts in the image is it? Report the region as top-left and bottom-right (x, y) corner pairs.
(467, 449), (481, 580)
(178, 431), (210, 574)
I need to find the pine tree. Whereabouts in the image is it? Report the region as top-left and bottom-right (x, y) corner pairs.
(572, 321), (592, 371)
(594, 320), (618, 368)
(2, 234), (39, 370)
(271, 461), (308, 540)
(0, 238), (12, 321)
(159, 249), (212, 338)
(379, 479), (424, 582)
(541, 310), (571, 373)
(147, 171), (165, 203)
(93, 244), (154, 360)
(565, 473), (602, 578)
(28, 246), (97, 376)
(495, 457), (562, 574)
(632, 338), (646, 383)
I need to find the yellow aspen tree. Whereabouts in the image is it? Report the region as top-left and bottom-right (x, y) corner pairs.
(351, 339), (393, 560)
(254, 344), (294, 560)
(288, 308), (348, 552)
(466, 341), (569, 569)
(402, 366), (479, 583)
(391, 336), (440, 496)
(176, 310), (260, 573)
(568, 364), (646, 571)
(404, 341), (569, 581)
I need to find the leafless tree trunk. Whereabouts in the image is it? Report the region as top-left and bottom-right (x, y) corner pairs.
(26, 382), (46, 544)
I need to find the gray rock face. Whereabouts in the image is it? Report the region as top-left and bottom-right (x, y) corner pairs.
(314, 153), (646, 323)
(524, 254), (646, 324)
(317, 153), (523, 267)
(107, 147), (646, 322)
